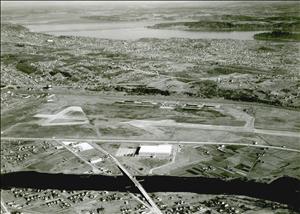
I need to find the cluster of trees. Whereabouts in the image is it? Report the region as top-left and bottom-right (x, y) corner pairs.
(16, 60), (37, 75)
(115, 85), (170, 96)
(193, 80), (283, 106)
(254, 31), (300, 41)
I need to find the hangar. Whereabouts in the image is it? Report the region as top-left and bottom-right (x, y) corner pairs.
(138, 145), (172, 157)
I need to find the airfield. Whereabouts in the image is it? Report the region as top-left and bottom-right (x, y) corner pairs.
(2, 89), (300, 140)
(1, 89), (300, 177)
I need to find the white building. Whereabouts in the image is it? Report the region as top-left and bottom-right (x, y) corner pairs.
(73, 142), (93, 152)
(55, 145), (64, 150)
(89, 156), (103, 164)
(116, 147), (137, 157)
(159, 103), (175, 110)
(62, 141), (74, 146)
(138, 145), (172, 157)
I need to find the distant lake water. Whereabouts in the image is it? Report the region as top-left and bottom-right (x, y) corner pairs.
(26, 21), (262, 40)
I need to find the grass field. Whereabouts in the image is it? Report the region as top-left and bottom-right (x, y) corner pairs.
(2, 123), (96, 138)
(254, 106), (300, 132)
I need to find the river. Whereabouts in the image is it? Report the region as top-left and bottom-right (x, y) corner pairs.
(1, 171), (299, 211)
(25, 21), (263, 40)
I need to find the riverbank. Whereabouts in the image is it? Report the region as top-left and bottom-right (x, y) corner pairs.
(148, 13), (300, 32)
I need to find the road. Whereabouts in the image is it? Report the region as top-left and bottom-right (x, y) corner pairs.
(2, 137), (300, 153)
(130, 193), (153, 212)
(1, 200), (9, 214)
(90, 142), (163, 214)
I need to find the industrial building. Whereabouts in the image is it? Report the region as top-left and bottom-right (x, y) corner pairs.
(115, 147), (138, 157)
(89, 156), (103, 164)
(73, 142), (93, 152)
(138, 145), (172, 157)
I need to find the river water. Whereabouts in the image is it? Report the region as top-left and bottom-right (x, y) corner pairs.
(26, 21), (263, 40)
(1, 171), (299, 210)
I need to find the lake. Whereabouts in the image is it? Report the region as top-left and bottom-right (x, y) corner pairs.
(26, 21), (263, 40)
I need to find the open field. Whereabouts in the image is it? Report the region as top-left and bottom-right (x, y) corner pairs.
(254, 106), (300, 132)
(169, 144), (300, 182)
(2, 123), (97, 139)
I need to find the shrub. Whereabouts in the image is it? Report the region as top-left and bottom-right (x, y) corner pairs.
(16, 61), (37, 74)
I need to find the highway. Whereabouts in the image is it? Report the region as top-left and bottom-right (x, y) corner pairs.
(90, 142), (163, 214)
(2, 137), (300, 153)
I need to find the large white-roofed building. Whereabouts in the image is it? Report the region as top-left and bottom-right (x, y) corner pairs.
(89, 156), (103, 164)
(73, 142), (93, 152)
(138, 145), (172, 157)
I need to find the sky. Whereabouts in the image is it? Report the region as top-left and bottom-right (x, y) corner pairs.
(1, 1), (226, 9)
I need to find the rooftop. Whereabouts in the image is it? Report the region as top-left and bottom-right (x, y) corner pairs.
(139, 144), (172, 155)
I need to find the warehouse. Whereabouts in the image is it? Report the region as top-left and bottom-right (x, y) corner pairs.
(138, 145), (172, 157)
(89, 156), (103, 164)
